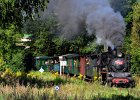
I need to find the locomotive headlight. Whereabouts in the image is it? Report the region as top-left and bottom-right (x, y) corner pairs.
(117, 52), (122, 57)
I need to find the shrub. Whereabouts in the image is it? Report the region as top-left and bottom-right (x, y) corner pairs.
(1, 68), (16, 85)
(8, 51), (25, 72)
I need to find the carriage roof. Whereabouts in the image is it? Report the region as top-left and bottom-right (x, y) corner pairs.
(61, 54), (80, 58)
(35, 56), (53, 59)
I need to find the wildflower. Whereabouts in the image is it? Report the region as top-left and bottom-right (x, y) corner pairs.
(94, 76), (97, 80)
(78, 74), (83, 79)
(55, 86), (60, 91)
(16, 71), (22, 77)
(54, 72), (59, 76)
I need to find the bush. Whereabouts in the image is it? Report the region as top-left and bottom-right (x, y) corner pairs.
(0, 70), (67, 88)
(1, 68), (16, 85)
(8, 51), (25, 72)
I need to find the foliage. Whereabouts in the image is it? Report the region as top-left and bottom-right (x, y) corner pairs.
(0, 0), (50, 72)
(1, 68), (16, 85)
(109, 0), (137, 17)
(23, 17), (59, 56)
(8, 50), (25, 72)
(23, 16), (96, 56)
(130, 2), (140, 74)
(122, 0), (136, 54)
(122, 34), (131, 54)
(80, 42), (97, 54)
(0, 0), (49, 28)
(122, 1), (140, 74)
(67, 34), (96, 54)
(0, 25), (25, 72)
(0, 70), (70, 89)
(0, 57), (6, 71)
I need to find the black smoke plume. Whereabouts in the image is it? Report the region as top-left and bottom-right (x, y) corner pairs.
(46, 0), (126, 49)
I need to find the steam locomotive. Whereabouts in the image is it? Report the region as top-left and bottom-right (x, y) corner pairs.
(34, 47), (135, 87)
(97, 47), (135, 87)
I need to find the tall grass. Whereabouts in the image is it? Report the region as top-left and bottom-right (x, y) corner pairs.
(0, 81), (140, 100)
(0, 70), (140, 100)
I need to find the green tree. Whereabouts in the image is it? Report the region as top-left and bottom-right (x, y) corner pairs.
(130, 2), (140, 74)
(23, 17), (60, 56)
(0, 25), (25, 71)
(0, 0), (51, 72)
(0, 0), (49, 28)
(23, 16), (97, 56)
(109, 0), (136, 17)
(71, 34), (96, 54)
(123, 0), (136, 54)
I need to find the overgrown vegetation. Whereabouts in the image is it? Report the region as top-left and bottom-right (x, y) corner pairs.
(0, 25), (24, 72)
(0, 70), (140, 100)
(130, 2), (140, 74)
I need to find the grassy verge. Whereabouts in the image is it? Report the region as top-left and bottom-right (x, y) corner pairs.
(0, 70), (140, 100)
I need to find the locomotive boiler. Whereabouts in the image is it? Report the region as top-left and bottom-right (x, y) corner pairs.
(97, 47), (135, 87)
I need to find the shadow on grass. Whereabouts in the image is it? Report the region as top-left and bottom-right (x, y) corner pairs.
(8, 93), (140, 100)
(19, 76), (67, 88)
(93, 95), (140, 100)
(0, 75), (67, 88)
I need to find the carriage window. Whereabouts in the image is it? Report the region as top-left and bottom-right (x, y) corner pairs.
(36, 59), (40, 66)
(51, 60), (54, 64)
(74, 59), (79, 67)
(86, 58), (90, 65)
(55, 60), (58, 64)
(45, 60), (49, 65)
